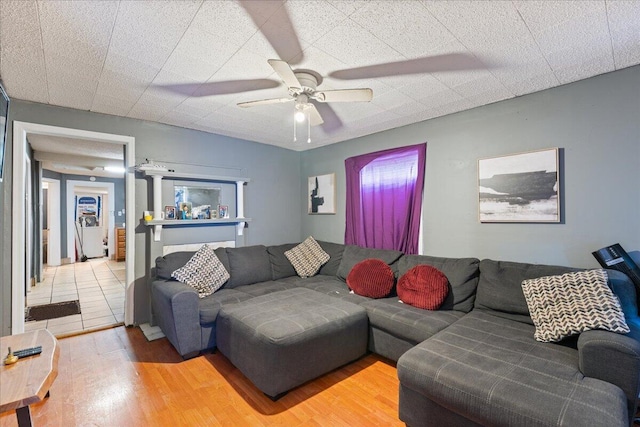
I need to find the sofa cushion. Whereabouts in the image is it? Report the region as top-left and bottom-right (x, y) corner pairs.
(397, 265), (449, 310)
(337, 245), (403, 281)
(361, 298), (465, 344)
(171, 245), (230, 298)
(397, 310), (628, 427)
(347, 258), (395, 298)
(398, 255), (479, 312)
(155, 247), (230, 280)
(225, 245), (272, 288)
(285, 236), (330, 278)
(522, 269), (629, 342)
(267, 243), (297, 280)
(155, 251), (196, 279)
(234, 280), (300, 298)
(317, 241), (345, 276)
(475, 259), (578, 324)
(299, 275), (373, 305)
(198, 289), (254, 324)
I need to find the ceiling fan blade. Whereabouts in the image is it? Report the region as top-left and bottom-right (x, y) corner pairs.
(157, 79), (280, 97)
(268, 59), (301, 90)
(237, 97), (294, 108)
(329, 53), (485, 80)
(307, 103), (324, 126)
(313, 102), (343, 133)
(239, 1), (304, 64)
(315, 88), (373, 103)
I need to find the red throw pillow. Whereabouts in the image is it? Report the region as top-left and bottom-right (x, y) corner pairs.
(347, 258), (395, 299)
(397, 265), (449, 310)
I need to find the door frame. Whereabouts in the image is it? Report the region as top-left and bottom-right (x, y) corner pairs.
(42, 178), (61, 267)
(12, 121), (135, 334)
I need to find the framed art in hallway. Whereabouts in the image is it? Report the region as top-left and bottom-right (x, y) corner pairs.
(308, 173), (336, 214)
(478, 148), (560, 223)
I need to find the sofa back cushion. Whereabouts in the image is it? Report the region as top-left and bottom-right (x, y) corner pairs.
(317, 241), (345, 277)
(475, 259), (578, 324)
(156, 251), (195, 279)
(267, 243), (298, 280)
(337, 245), (403, 281)
(398, 255), (480, 312)
(155, 248), (230, 281)
(225, 245), (272, 288)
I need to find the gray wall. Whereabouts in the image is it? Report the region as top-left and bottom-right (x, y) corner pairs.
(301, 65), (640, 269)
(1, 101), (302, 334)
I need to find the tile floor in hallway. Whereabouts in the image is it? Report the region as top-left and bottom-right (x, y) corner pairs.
(25, 257), (125, 336)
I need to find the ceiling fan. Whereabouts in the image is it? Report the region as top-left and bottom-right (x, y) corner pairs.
(237, 59), (373, 129)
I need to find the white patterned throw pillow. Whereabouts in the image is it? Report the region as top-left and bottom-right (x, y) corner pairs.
(285, 236), (330, 278)
(171, 245), (230, 298)
(522, 269), (629, 342)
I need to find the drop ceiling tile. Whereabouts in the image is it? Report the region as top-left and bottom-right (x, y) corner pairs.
(109, 1), (201, 68)
(607, 0), (640, 69)
(553, 55), (615, 85)
(272, 1), (348, 45)
(504, 71), (558, 96)
(162, 27), (237, 82)
(191, 0), (267, 42)
(91, 99), (136, 117)
(372, 89), (430, 116)
(127, 101), (174, 123)
(38, 1), (116, 65)
(452, 73), (512, 98)
(414, 87), (466, 110)
(0, 53), (49, 103)
(325, 1), (369, 17)
(48, 83), (94, 110)
(314, 20), (405, 68)
(397, 74), (450, 100)
(465, 88), (514, 107)
(350, 1), (455, 59)
(0, 0), (42, 54)
(515, 1), (613, 72)
(242, 21), (309, 64)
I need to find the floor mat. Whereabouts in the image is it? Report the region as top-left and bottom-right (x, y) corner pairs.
(25, 300), (81, 322)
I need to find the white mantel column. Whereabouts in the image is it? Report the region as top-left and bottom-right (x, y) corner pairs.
(236, 180), (245, 236)
(153, 174), (163, 220)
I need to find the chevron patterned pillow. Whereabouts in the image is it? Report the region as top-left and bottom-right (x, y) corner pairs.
(285, 236), (330, 278)
(171, 244), (230, 298)
(522, 269), (629, 342)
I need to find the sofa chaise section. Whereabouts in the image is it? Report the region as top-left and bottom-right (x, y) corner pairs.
(397, 259), (640, 427)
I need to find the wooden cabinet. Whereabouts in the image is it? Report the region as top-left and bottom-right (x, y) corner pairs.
(115, 227), (126, 261)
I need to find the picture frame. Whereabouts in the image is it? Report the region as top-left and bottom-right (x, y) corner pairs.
(478, 148), (560, 223)
(218, 204), (229, 219)
(164, 205), (176, 220)
(178, 202), (192, 220)
(308, 173), (336, 214)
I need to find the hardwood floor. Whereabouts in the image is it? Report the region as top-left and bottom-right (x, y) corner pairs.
(0, 326), (403, 427)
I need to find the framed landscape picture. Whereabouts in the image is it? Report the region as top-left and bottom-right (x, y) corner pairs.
(308, 173), (336, 214)
(478, 148), (560, 223)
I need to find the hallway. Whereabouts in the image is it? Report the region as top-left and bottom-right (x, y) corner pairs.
(25, 258), (125, 336)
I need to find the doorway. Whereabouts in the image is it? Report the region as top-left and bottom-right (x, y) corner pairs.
(12, 121), (135, 335)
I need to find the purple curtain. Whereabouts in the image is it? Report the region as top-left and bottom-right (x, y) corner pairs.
(345, 143), (426, 254)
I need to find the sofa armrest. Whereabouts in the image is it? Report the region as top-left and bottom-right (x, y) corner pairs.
(578, 330), (640, 424)
(150, 279), (201, 358)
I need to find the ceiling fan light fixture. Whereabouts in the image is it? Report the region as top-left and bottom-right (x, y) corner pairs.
(294, 107), (306, 123)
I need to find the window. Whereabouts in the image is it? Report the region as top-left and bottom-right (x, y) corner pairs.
(345, 143), (426, 254)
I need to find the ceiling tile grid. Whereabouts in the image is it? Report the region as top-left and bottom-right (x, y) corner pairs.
(1, 0), (639, 153)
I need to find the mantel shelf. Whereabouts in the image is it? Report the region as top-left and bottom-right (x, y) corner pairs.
(143, 170), (250, 183)
(145, 218), (252, 226)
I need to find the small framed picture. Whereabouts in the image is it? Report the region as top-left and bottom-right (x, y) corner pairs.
(211, 209), (219, 219)
(164, 205), (176, 220)
(178, 202), (192, 220)
(218, 204), (229, 219)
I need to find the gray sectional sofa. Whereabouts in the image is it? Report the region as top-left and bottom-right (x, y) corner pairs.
(150, 241), (640, 426)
